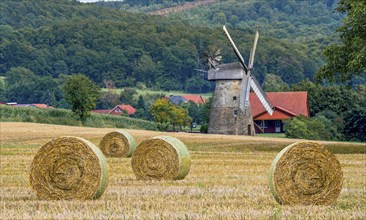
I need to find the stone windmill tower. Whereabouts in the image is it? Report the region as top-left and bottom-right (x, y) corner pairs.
(207, 26), (273, 135)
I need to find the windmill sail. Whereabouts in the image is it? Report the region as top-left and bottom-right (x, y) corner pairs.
(223, 26), (248, 72)
(248, 31), (259, 69)
(222, 26), (273, 116)
(250, 75), (273, 115)
(239, 78), (248, 113)
(245, 77), (251, 107)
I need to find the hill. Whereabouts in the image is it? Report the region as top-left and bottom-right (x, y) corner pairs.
(1, 0), (328, 94)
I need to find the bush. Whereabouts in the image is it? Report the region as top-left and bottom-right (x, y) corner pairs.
(200, 124), (208, 133)
(284, 115), (341, 141)
(343, 107), (366, 142)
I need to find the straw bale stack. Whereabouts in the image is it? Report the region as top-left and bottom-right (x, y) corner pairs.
(29, 136), (108, 200)
(99, 130), (135, 157)
(131, 136), (191, 180)
(269, 142), (343, 205)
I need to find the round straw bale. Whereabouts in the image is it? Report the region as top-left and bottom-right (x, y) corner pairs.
(99, 130), (136, 157)
(131, 136), (191, 180)
(29, 136), (108, 200)
(269, 142), (343, 205)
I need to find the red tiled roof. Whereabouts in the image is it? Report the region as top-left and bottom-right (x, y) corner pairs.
(250, 91), (309, 120)
(109, 104), (136, 115)
(182, 95), (206, 104)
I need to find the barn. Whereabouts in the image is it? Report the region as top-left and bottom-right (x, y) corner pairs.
(250, 91), (309, 133)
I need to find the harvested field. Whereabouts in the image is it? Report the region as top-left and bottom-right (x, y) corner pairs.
(0, 122), (365, 219)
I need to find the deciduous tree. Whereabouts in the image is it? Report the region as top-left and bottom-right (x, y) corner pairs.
(317, 0), (366, 83)
(63, 74), (100, 120)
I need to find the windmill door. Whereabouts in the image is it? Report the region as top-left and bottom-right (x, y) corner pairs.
(275, 121), (281, 133)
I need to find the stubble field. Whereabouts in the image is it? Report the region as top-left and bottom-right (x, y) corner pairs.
(1, 122), (365, 219)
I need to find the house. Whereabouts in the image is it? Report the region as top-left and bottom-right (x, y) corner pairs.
(182, 95), (206, 104)
(109, 104), (136, 115)
(168, 95), (188, 105)
(6, 103), (51, 108)
(250, 91), (309, 133)
(168, 95), (206, 105)
(92, 104), (136, 116)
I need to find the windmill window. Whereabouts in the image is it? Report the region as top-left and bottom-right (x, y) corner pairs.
(233, 110), (238, 116)
(233, 96), (237, 101)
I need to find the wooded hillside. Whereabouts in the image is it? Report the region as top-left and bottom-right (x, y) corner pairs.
(1, 0), (335, 92)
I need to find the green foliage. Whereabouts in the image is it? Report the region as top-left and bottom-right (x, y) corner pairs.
(283, 117), (309, 139)
(262, 73), (290, 92)
(284, 115), (341, 141)
(0, 0), (327, 94)
(200, 124), (208, 134)
(149, 98), (191, 131)
(0, 105), (159, 130)
(317, 0), (366, 83)
(4, 67), (61, 105)
(63, 74), (100, 120)
(170, 0), (341, 44)
(343, 106), (366, 142)
(0, 80), (6, 102)
(183, 101), (204, 125)
(290, 80), (365, 141)
(120, 88), (138, 105)
(97, 91), (119, 110)
(291, 79), (359, 116)
(134, 95), (149, 119)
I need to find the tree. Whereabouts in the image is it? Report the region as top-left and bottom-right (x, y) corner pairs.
(262, 73), (290, 92)
(134, 95), (148, 119)
(149, 98), (191, 131)
(149, 98), (174, 125)
(0, 80), (6, 102)
(5, 67), (36, 103)
(119, 88), (137, 105)
(97, 80), (119, 109)
(343, 106), (366, 142)
(284, 116), (339, 141)
(316, 0), (366, 83)
(291, 79), (358, 116)
(63, 74), (100, 120)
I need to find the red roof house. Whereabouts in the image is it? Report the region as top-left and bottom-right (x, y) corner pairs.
(6, 103), (51, 108)
(182, 95), (206, 104)
(250, 91), (309, 133)
(108, 104), (136, 116)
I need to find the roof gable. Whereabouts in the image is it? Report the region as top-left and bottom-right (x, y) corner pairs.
(250, 91), (309, 120)
(182, 95), (206, 104)
(109, 104), (136, 115)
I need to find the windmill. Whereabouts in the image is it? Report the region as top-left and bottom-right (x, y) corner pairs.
(207, 26), (273, 135)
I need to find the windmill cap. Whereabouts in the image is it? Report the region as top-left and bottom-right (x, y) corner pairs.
(208, 62), (246, 81)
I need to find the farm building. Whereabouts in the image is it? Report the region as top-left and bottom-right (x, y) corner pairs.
(92, 104), (136, 116)
(168, 95), (206, 105)
(5, 103), (50, 108)
(250, 91), (309, 133)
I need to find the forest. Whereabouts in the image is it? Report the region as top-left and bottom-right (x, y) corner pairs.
(1, 0), (336, 92)
(0, 0), (365, 141)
